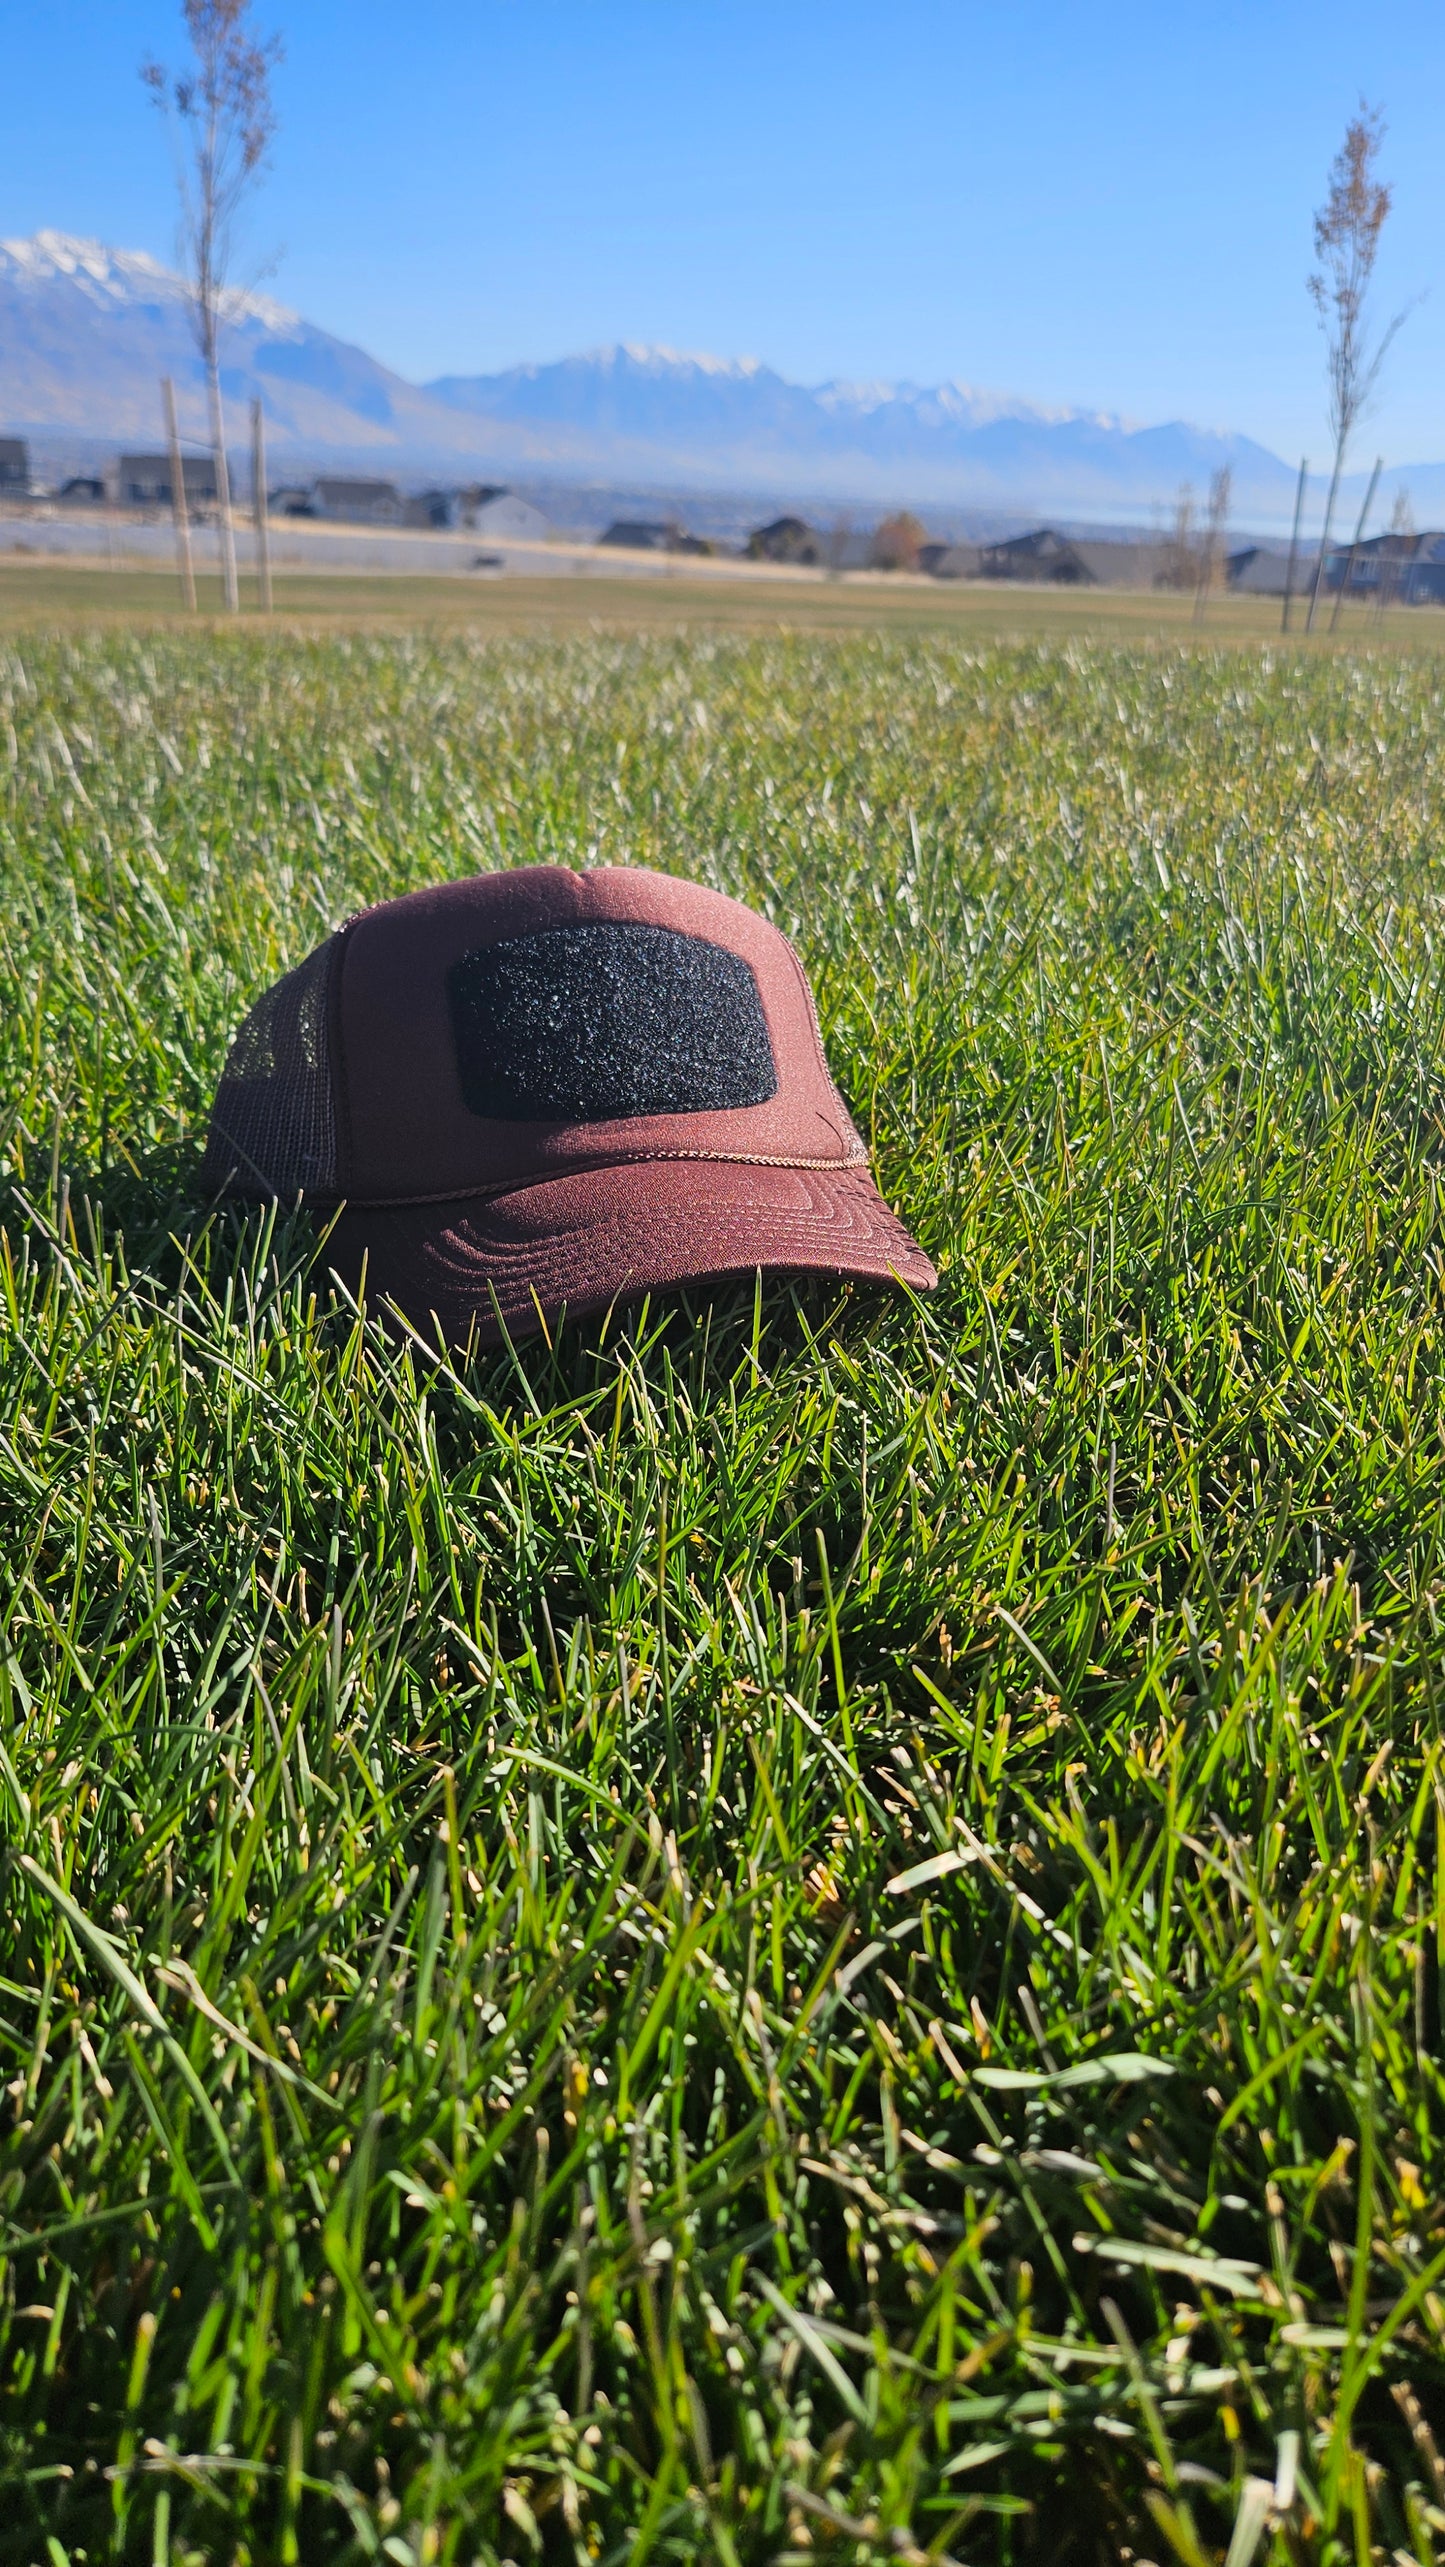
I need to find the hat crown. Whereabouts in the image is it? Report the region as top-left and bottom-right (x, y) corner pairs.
(205, 863), (860, 1205)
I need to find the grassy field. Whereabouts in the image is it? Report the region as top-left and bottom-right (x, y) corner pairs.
(4, 552), (1445, 650)
(3, 622), (1445, 2566)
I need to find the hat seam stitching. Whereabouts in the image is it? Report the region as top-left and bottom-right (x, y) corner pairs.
(268, 1142), (875, 1210)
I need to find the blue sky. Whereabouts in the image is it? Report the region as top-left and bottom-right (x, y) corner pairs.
(3, 1), (1443, 462)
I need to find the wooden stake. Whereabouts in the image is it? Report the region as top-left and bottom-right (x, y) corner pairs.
(1281, 457), (1307, 634)
(251, 397), (272, 613)
(207, 362), (240, 613)
(1329, 454), (1382, 633)
(162, 376), (197, 613)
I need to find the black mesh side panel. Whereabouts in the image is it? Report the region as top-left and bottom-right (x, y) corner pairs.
(202, 939), (339, 1196)
(448, 923), (777, 1122)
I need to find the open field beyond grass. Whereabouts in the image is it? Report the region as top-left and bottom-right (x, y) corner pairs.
(3, 625), (1445, 2564)
(4, 552), (1445, 651)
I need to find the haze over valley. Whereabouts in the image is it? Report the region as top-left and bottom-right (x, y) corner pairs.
(4, 229), (1436, 528)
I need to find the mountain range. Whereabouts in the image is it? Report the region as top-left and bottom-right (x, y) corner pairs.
(2, 230), (1439, 529)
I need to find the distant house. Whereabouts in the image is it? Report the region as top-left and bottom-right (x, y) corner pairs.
(1403, 533), (1445, 604)
(456, 486), (550, 540)
(1320, 528), (1445, 605)
(919, 542), (980, 580)
(748, 516), (823, 565)
(115, 453), (218, 508)
(1225, 545), (1300, 597)
(402, 489), (456, 530)
(978, 528), (1094, 584)
(1072, 540), (1180, 589)
(0, 438), (29, 494)
(1323, 531), (1398, 594)
(598, 520), (682, 552)
(1219, 537), (1445, 602)
(308, 477), (403, 524)
(406, 486), (551, 539)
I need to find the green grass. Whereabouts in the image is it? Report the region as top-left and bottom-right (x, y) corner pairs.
(2, 625), (1445, 2566)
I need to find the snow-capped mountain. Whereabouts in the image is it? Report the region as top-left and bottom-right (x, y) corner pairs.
(424, 340), (1303, 516)
(430, 341), (1117, 444)
(0, 229), (293, 331)
(0, 229), (527, 458)
(4, 231), (1434, 525)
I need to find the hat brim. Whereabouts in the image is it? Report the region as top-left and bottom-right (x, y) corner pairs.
(323, 1157), (936, 1348)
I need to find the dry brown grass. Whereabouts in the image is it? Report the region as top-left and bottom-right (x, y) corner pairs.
(2, 550), (1443, 648)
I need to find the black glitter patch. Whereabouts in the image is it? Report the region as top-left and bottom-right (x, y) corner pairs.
(448, 922), (778, 1121)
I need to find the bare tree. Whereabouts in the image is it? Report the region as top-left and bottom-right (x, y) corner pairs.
(1304, 104), (1406, 633)
(1164, 483), (1195, 590)
(1193, 465), (1231, 622)
(1377, 484), (1415, 618)
(143, 2), (280, 615)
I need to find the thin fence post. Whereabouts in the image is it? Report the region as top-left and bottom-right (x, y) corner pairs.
(1305, 449), (1346, 635)
(162, 377), (197, 614)
(251, 398), (272, 613)
(1329, 454), (1382, 635)
(1281, 458), (1307, 635)
(207, 363), (239, 613)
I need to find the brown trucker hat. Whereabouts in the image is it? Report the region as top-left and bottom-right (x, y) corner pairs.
(202, 863), (935, 1344)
